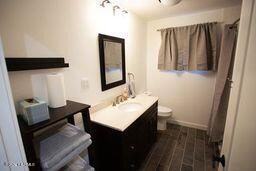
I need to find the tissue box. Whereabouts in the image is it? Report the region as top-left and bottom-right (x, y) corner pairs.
(19, 98), (50, 125)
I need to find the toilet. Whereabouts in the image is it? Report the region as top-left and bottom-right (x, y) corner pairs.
(157, 105), (172, 130)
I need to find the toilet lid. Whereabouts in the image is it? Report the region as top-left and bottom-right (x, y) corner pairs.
(158, 105), (172, 113)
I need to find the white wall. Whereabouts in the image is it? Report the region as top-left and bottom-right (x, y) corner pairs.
(146, 6), (241, 129)
(0, 0), (147, 109)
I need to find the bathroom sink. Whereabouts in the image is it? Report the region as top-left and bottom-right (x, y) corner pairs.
(118, 102), (143, 112)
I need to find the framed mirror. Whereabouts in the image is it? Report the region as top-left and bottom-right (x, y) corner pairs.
(98, 34), (126, 91)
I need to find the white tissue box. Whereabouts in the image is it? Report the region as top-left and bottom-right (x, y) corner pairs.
(19, 98), (50, 125)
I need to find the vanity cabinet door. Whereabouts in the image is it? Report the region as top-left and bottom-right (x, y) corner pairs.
(139, 109), (157, 162)
(136, 120), (149, 165)
(123, 122), (138, 171)
(149, 112), (157, 144)
(125, 103), (158, 169)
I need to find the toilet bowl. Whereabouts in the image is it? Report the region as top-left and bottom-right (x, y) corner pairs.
(158, 105), (172, 130)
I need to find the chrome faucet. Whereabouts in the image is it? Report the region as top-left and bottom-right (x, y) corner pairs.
(112, 94), (127, 106)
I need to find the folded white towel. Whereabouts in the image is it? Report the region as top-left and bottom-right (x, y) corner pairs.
(44, 140), (92, 171)
(62, 155), (94, 171)
(35, 123), (91, 169)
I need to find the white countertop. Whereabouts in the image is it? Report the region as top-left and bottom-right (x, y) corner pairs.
(90, 94), (159, 131)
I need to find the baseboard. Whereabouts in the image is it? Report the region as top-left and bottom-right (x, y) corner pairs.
(167, 119), (208, 130)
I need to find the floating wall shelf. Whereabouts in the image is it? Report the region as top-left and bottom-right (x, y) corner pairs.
(5, 58), (69, 71)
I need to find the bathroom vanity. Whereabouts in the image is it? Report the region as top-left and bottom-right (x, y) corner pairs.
(90, 95), (158, 170)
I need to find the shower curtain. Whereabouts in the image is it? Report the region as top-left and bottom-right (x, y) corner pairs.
(207, 25), (237, 142)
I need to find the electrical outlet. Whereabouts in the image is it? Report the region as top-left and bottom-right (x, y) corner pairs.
(81, 78), (89, 89)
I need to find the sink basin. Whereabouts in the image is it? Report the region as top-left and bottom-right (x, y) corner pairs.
(118, 102), (143, 112)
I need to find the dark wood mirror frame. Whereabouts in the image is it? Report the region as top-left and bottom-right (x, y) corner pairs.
(98, 34), (126, 91)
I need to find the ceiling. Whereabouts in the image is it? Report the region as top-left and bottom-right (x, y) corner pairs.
(114, 0), (242, 20)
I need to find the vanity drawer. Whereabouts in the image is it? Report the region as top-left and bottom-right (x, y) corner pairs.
(122, 138), (137, 170)
(123, 122), (138, 157)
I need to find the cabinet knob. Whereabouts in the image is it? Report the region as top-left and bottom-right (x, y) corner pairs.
(130, 145), (135, 150)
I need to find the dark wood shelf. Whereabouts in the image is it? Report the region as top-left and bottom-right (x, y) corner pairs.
(17, 100), (95, 170)
(5, 57), (69, 71)
(18, 100), (90, 134)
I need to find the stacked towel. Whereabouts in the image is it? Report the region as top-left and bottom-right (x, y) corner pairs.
(62, 156), (94, 171)
(79, 148), (90, 163)
(44, 140), (92, 171)
(34, 123), (92, 171)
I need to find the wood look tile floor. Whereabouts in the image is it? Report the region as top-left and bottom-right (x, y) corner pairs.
(139, 124), (217, 171)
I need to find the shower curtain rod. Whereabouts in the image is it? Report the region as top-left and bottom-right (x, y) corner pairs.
(230, 18), (240, 28)
(156, 19), (240, 31)
(156, 21), (218, 31)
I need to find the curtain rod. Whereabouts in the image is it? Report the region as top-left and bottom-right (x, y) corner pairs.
(156, 19), (240, 31)
(156, 21), (218, 31)
(232, 18), (240, 25)
(229, 18), (240, 28)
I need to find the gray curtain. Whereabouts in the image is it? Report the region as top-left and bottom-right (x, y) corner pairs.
(158, 22), (217, 71)
(207, 25), (237, 142)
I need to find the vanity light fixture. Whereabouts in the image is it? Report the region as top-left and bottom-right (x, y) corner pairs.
(100, 0), (111, 7)
(122, 10), (128, 14)
(100, 0), (128, 16)
(113, 5), (120, 15)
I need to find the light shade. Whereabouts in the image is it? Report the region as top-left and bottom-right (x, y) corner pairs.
(159, 0), (181, 6)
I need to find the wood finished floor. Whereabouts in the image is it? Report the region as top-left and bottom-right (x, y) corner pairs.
(139, 124), (217, 171)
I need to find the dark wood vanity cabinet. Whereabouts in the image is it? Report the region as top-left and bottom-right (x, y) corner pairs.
(91, 102), (158, 171)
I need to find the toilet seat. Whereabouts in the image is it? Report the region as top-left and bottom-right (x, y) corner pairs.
(158, 105), (172, 117)
(158, 106), (172, 113)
